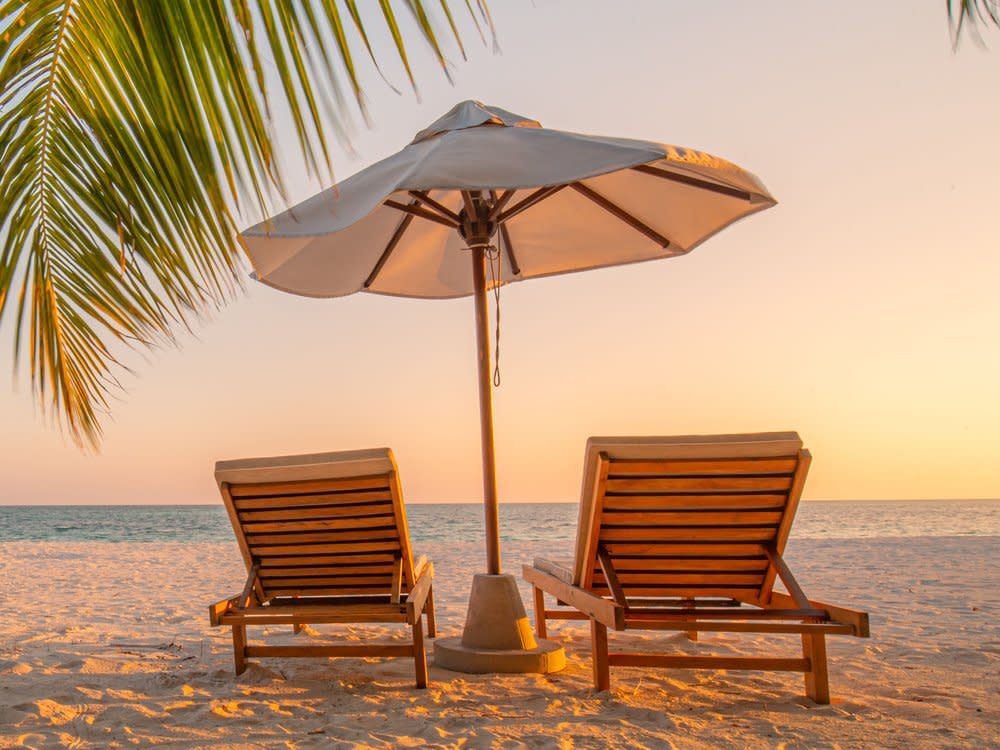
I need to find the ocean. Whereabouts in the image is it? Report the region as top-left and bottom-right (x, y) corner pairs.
(0, 500), (998, 544)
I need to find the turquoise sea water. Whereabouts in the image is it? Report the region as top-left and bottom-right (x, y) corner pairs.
(0, 500), (997, 544)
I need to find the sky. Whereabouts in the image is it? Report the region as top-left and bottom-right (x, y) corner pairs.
(2, 1), (998, 504)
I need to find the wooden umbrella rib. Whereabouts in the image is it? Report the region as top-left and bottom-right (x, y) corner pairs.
(569, 182), (671, 248)
(460, 190), (478, 219)
(498, 220), (520, 277)
(497, 184), (566, 224)
(364, 206), (416, 289)
(490, 190), (521, 276)
(487, 189), (516, 221)
(407, 190), (460, 223)
(384, 199), (459, 228)
(631, 164), (754, 201)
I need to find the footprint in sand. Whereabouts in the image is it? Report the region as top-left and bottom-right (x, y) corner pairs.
(32, 699), (93, 727)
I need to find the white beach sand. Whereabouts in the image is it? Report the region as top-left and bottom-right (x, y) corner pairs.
(1, 536), (997, 749)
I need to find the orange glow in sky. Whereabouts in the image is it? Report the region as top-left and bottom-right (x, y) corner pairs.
(2, 2), (998, 504)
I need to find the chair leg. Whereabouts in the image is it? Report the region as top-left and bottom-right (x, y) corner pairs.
(425, 586), (437, 638)
(533, 586), (548, 640)
(802, 633), (830, 704)
(591, 619), (610, 692)
(682, 598), (697, 640)
(412, 619), (428, 689)
(232, 624), (247, 675)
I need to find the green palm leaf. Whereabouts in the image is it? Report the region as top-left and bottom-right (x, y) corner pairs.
(949, 0), (1000, 44)
(0, 0), (492, 447)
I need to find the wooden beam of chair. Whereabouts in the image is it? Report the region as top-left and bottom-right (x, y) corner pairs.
(623, 620), (856, 635)
(624, 597), (743, 608)
(765, 547), (812, 609)
(523, 564), (624, 630)
(239, 563), (260, 609)
(608, 654), (811, 672)
(209, 595), (239, 627)
(405, 561), (434, 625)
(597, 546), (629, 609)
(768, 592), (871, 637)
(246, 645), (414, 659)
(390, 554), (403, 605)
(624, 607), (828, 620)
(220, 612), (408, 626)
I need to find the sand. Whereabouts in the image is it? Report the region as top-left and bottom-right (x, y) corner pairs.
(1, 536), (997, 749)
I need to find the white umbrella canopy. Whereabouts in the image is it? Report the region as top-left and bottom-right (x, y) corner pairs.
(241, 100), (776, 580)
(243, 100), (775, 300)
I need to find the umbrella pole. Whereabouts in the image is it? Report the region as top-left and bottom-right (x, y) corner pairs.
(471, 245), (502, 575)
(433, 240), (565, 674)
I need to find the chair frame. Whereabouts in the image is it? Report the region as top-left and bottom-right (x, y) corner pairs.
(523, 434), (869, 703)
(208, 450), (436, 688)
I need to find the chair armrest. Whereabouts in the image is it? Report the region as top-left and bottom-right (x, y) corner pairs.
(523, 564), (625, 630)
(406, 561), (434, 625)
(209, 595), (240, 627)
(768, 591), (870, 637)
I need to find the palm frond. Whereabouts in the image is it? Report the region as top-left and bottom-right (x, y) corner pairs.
(949, 0), (1000, 46)
(0, 0), (491, 447)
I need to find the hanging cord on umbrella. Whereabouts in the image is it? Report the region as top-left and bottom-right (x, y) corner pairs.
(485, 244), (503, 387)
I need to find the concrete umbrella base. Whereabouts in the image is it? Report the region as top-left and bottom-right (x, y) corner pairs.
(433, 573), (566, 674)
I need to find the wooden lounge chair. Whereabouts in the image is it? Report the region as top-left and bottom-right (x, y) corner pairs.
(208, 448), (436, 687)
(523, 433), (869, 703)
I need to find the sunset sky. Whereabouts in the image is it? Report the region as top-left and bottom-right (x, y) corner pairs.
(2, 1), (998, 504)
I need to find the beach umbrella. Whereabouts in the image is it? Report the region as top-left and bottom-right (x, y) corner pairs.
(241, 100), (776, 671)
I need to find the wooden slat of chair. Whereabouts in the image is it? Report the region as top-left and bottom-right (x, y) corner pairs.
(604, 476), (794, 493)
(243, 515), (398, 533)
(607, 458), (798, 476)
(246, 528), (402, 545)
(603, 494), (788, 510)
(250, 541), (402, 556)
(263, 573), (392, 591)
(588, 585), (763, 599)
(261, 564), (395, 577)
(239, 502), (396, 521)
(229, 476), (390, 497)
(598, 527), (779, 542)
(602, 542), (769, 557)
(600, 510), (785, 526)
(599, 558), (769, 572)
(261, 553), (396, 567)
(593, 572), (767, 586)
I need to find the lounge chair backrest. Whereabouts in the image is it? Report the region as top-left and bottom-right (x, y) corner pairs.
(215, 448), (416, 601)
(574, 433), (809, 605)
